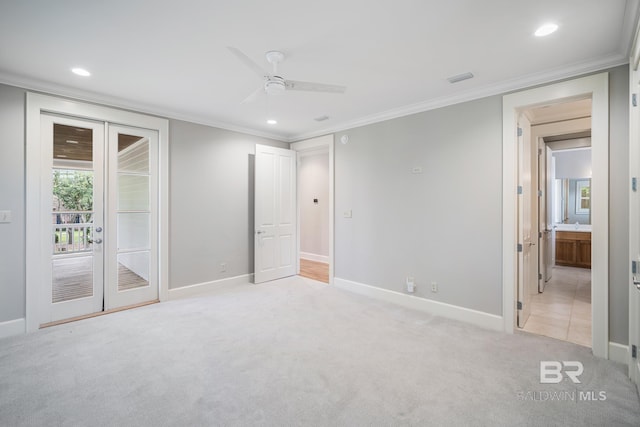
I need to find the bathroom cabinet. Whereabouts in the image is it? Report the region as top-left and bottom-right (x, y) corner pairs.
(555, 231), (591, 268)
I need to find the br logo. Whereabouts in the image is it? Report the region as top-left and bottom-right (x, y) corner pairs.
(540, 361), (584, 384)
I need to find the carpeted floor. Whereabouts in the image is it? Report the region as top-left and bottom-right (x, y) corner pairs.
(0, 276), (638, 426)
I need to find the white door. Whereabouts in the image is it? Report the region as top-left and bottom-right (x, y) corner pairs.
(538, 139), (547, 292)
(254, 144), (297, 283)
(105, 125), (159, 309)
(42, 114), (105, 323)
(545, 147), (555, 284)
(517, 115), (533, 328)
(40, 117), (159, 325)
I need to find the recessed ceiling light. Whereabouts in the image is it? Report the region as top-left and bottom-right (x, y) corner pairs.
(71, 67), (91, 77)
(535, 23), (558, 37)
(267, 119), (277, 125)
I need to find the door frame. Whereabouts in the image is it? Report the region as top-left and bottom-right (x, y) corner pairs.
(629, 30), (640, 384)
(25, 92), (169, 332)
(290, 135), (335, 284)
(502, 73), (609, 358)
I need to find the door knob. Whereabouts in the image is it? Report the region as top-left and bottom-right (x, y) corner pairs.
(634, 276), (640, 291)
(95, 227), (102, 233)
(256, 230), (264, 235)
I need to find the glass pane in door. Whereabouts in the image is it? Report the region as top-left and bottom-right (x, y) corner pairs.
(51, 124), (95, 303)
(116, 134), (150, 291)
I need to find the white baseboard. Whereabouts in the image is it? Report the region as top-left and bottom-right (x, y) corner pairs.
(168, 274), (253, 300)
(608, 342), (629, 365)
(333, 277), (503, 331)
(300, 252), (329, 263)
(0, 318), (25, 339)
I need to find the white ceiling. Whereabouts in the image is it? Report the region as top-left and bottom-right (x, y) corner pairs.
(0, 0), (637, 142)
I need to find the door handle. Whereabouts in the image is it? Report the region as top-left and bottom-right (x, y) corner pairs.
(89, 238), (103, 244)
(256, 230), (264, 235)
(634, 276), (640, 291)
(528, 242), (536, 246)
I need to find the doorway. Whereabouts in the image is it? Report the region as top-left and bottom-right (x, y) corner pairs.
(502, 73), (609, 358)
(26, 93), (169, 331)
(291, 135), (334, 285)
(518, 102), (593, 346)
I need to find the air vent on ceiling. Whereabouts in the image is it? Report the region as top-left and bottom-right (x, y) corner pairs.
(314, 115), (330, 122)
(447, 72), (474, 84)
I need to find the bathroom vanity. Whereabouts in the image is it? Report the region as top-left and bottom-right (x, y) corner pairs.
(555, 228), (591, 268)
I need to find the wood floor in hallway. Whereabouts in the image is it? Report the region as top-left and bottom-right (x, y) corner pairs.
(520, 265), (591, 347)
(299, 258), (329, 283)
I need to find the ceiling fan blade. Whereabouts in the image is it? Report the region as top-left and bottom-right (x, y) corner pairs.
(227, 46), (268, 78)
(241, 86), (264, 104)
(285, 79), (346, 94)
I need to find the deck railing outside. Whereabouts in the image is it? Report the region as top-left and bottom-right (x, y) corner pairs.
(52, 212), (93, 254)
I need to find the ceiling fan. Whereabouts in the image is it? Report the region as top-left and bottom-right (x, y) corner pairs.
(227, 47), (346, 103)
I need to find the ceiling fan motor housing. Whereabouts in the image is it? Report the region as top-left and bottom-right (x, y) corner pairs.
(265, 76), (286, 94)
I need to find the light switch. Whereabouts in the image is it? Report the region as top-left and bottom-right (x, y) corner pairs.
(343, 210), (352, 218)
(0, 210), (12, 223)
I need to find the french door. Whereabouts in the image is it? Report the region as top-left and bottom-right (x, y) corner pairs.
(41, 114), (158, 324)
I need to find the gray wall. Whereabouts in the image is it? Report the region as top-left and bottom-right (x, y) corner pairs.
(554, 149), (591, 179)
(299, 153), (330, 258)
(0, 84), (26, 323)
(335, 96), (504, 315)
(333, 65), (630, 343)
(169, 120), (288, 289)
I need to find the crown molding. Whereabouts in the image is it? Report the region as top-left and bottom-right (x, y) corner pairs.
(621, 0), (640, 57)
(0, 71), (288, 142)
(290, 52), (629, 142)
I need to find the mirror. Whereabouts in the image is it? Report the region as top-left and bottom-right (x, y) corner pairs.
(554, 178), (591, 225)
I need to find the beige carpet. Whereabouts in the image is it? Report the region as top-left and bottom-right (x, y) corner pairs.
(0, 275), (638, 426)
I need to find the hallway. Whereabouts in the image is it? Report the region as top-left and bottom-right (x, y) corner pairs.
(521, 266), (591, 347)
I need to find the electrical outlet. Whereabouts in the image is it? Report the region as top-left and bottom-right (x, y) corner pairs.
(220, 262), (227, 272)
(406, 277), (415, 293)
(431, 281), (438, 293)
(0, 210), (11, 223)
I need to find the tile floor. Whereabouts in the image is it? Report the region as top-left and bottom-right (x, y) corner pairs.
(520, 265), (591, 347)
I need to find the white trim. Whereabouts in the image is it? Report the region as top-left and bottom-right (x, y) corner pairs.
(291, 135), (335, 285)
(300, 252), (330, 263)
(26, 92), (169, 332)
(167, 274), (253, 300)
(334, 278), (503, 331)
(502, 73), (609, 359)
(608, 342), (630, 366)
(0, 318), (26, 339)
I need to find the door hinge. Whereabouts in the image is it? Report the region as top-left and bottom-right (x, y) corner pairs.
(633, 177), (637, 192)
(632, 344), (637, 359)
(517, 127), (523, 137)
(517, 243), (523, 252)
(539, 231), (542, 238)
(633, 260), (637, 275)
(538, 148), (542, 156)
(517, 186), (523, 195)
(538, 190), (543, 197)
(633, 93), (638, 107)
(517, 301), (523, 310)
(539, 273), (543, 280)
